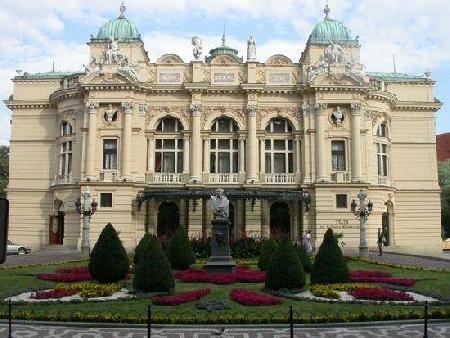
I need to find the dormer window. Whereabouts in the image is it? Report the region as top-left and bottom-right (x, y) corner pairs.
(60, 121), (73, 136)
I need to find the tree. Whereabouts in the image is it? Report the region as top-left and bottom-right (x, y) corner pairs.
(257, 239), (278, 271)
(293, 243), (312, 273)
(0, 146), (9, 198)
(438, 161), (450, 238)
(310, 228), (350, 284)
(265, 240), (306, 291)
(89, 223), (129, 283)
(133, 234), (174, 292)
(167, 226), (195, 270)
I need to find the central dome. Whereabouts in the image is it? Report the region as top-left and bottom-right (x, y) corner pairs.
(308, 5), (357, 46)
(96, 3), (140, 41)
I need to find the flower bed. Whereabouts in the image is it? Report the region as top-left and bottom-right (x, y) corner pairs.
(37, 272), (92, 283)
(152, 288), (211, 306)
(56, 266), (89, 274)
(230, 288), (282, 306)
(310, 283), (375, 299)
(350, 270), (415, 287)
(175, 267), (265, 284)
(350, 288), (415, 301)
(31, 288), (80, 300)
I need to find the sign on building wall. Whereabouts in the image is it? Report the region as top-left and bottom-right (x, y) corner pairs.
(267, 72), (291, 85)
(158, 72), (182, 84)
(212, 72), (236, 84)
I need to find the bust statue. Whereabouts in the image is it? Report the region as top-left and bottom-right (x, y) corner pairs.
(210, 188), (229, 220)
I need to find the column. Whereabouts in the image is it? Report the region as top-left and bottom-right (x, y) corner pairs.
(203, 137), (210, 173)
(85, 101), (99, 180)
(190, 103), (202, 183)
(147, 137), (155, 182)
(259, 138), (265, 175)
(246, 104), (259, 183)
(351, 103), (363, 182)
(315, 103), (327, 182)
(295, 136), (301, 177)
(183, 135), (190, 174)
(239, 138), (245, 173)
(121, 102), (133, 181)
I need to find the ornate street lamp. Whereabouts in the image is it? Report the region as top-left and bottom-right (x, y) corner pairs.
(351, 189), (373, 259)
(75, 186), (98, 256)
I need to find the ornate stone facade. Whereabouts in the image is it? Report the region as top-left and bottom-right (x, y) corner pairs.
(4, 5), (443, 253)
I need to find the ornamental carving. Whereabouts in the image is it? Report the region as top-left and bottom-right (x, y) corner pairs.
(256, 69), (265, 84)
(202, 69), (211, 83)
(156, 54), (185, 65)
(210, 55), (240, 65)
(330, 106), (345, 126)
(58, 109), (77, 127)
(266, 54), (293, 65)
(202, 106), (246, 130)
(258, 107), (301, 131)
(147, 69), (157, 83)
(183, 72), (192, 83)
(103, 104), (118, 125)
(145, 106), (190, 130)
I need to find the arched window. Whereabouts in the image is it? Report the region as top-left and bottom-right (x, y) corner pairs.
(210, 117), (239, 174)
(377, 122), (388, 138)
(60, 121), (73, 136)
(154, 117), (184, 173)
(264, 118), (294, 173)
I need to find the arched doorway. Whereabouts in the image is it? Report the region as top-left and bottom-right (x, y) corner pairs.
(270, 202), (290, 240)
(228, 203), (235, 241)
(49, 200), (65, 245)
(157, 202), (179, 239)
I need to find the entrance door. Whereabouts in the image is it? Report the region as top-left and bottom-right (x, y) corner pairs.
(382, 212), (390, 246)
(270, 202), (290, 240)
(157, 202), (180, 239)
(49, 212), (64, 245)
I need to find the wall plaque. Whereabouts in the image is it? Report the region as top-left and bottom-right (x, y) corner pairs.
(213, 72), (235, 83)
(158, 72), (182, 84)
(267, 72), (291, 85)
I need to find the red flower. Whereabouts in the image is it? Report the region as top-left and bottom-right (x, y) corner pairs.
(152, 288), (211, 306)
(350, 288), (414, 301)
(230, 288), (282, 306)
(350, 270), (392, 278)
(31, 288), (80, 300)
(56, 266), (90, 274)
(175, 267), (265, 285)
(350, 270), (415, 287)
(37, 273), (92, 283)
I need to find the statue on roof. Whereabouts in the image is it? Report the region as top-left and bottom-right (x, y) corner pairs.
(247, 36), (257, 61)
(192, 36), (202, 60)
(103, 37), (127, 65)
(325, 39), (343, 65)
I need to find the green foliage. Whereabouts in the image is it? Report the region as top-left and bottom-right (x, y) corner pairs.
(0, 146), (9, 198)
(438, 160), (450, 188)
(311, 229), (350, 284)
(231, 238), (263, 258)
(88, 223), (129, 283)
(442, 186), (450, 238)
(293, 243), (312, 273)
(265, 240), (306, 291)
(167, 226), (195, 270)
(257, 239), (278, 271)
(190, 237), (211, 258)
(133, 234), (174, 292)
(134, 233), (154, 266)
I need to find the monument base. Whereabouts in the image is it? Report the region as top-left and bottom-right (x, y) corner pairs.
(205, 218), (237, 274)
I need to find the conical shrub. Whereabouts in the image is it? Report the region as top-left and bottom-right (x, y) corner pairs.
(257, 239), (278, 271)
(134, 233), (154, 266)
(265, 240), (306, 290)
(133, 234), (174, 292)
(167, 226), (195, 270)
(89, 223), (129, 283)
(310, 228), (349, 284)
(293, 243), (312, 273)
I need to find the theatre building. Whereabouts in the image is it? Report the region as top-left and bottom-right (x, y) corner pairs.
(4, 4), (443, 252)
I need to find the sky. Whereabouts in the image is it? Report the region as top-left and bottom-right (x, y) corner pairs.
(0, 0), (449, 145)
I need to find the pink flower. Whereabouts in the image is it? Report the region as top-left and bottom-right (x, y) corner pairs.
(32, 288), (80, 299)
(350, 288), (414, 301)
(152, 288), (211, 306)
(230, 288), (282, 306)
(175, 267), (266, 285)
(350, 270), (415, 287)
(37, 273), (92, 283)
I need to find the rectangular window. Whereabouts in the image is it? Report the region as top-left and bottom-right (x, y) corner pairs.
(274, 153), (286, 173)
(377, 143), (388, 176)
(274, 140), (285, 150)
(177, 152), (183, 173)
(218, 152), (230, 173)
(103, 139), (118, 170)
(331, 141), (346, 171)
(100, 193), (113, 208)
(336, 194), (348, 208)
(59, 141), (72, 176)
(163, 152), (175, 172)
(265, 153), (271, 173)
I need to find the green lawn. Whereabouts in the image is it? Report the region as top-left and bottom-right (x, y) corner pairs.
(0, 259), (449, 324)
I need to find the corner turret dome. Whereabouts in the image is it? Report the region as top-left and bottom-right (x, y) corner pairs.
(95, 3), (140, 41)
(308, 4), (358, 46)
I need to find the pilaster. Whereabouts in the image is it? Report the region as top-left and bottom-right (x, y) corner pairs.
(246, 103), (259, 183)
(351, 102), (363, 182)
(121, 101), (134, 181)
(190, 102), (202, 183)
(315, 103), (328, 182)
(85, 101), (99, 181)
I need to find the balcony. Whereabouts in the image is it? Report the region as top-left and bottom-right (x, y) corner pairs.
(330, 172), (351, 183)
(99, 171), (118, 182)
(378, 176), (391, 186)
(208, 173), (240, 184)
(265, 173), (296, 184)
(153, 173), (183, 184)
(53, 175), (72, 185)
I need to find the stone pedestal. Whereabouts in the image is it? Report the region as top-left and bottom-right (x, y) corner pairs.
(205, 218), (236, 273)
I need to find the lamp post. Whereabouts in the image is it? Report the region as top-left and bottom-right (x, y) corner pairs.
(351, 189), (373, 259)
(75, 186), (98, 256)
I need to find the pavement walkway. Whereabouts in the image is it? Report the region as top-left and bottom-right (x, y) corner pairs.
(1, 321), (449, 337)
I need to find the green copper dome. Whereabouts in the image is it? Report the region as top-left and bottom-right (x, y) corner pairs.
(205, 34), (243, 63)
(95, 4), (140, 41)
(308, 5), (358, 46)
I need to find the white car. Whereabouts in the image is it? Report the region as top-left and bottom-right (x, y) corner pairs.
(7, 240), (31, 255)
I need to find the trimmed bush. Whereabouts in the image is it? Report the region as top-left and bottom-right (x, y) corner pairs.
(231, 238), (263, 258)
(257, 239), (278, 271)
(134, 233), (155, 266)
(88, 223), (129, 283)
(310, 228), (349, 284)
(293, 243), (312, 273)
(133, 234), (174, 292)
(167, 226), (196, 270)
(265, 240), (306, 291)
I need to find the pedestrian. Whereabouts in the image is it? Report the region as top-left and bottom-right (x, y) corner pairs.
(305, 230), (313, 254)
(377, 228), (384, 256)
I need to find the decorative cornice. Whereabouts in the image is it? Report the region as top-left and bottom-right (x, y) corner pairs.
(4, 100), (54, 109)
